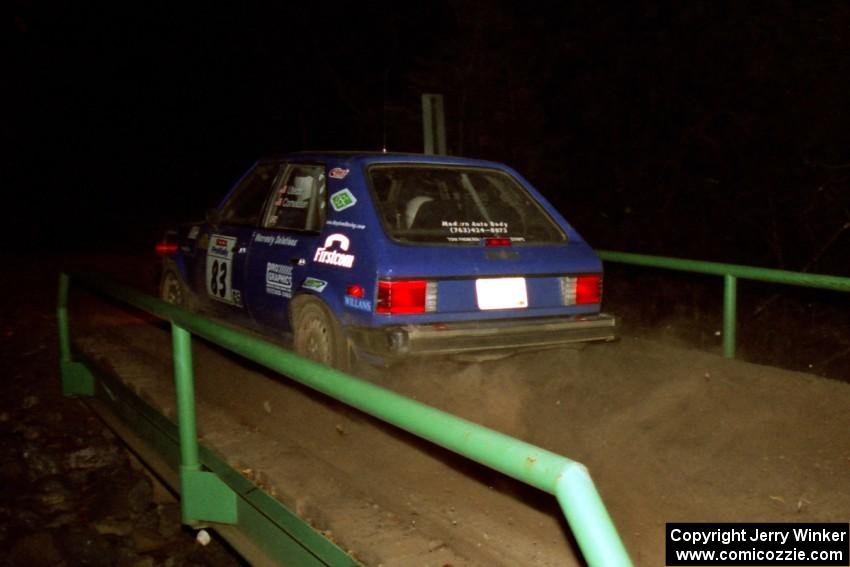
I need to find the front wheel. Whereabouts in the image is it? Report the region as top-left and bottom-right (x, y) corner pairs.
(291, 297), (351, 372)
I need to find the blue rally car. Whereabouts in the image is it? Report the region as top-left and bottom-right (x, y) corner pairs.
(159, 152), (616, 370)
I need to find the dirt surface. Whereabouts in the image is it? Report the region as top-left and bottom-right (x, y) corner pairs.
(4, 253), (850, 566)
(0, 254), (246, 567)
(73, 288), (850, 566)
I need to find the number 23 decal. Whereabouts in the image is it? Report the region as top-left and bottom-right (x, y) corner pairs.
(206, 234), (238, 305)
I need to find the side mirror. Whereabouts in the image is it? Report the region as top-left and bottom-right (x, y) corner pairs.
(206, 208), (222, 227)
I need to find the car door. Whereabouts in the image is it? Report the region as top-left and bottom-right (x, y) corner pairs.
(243, 162), (327, 331)
(195, 161), (284, 318)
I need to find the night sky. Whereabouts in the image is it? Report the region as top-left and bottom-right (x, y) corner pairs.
(9, 2), (850, 272)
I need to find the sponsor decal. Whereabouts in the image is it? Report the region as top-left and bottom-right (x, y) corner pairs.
(326, 219), (365, 230)
(210, 236), (234, 259)
(313, 233), (355, 268)
(187, 225), (200, 239)
(253, 233), (298, 247)
(280, 198), (308, 209)
(302, 277), (328, 292)
(265, 262), (293, 298)
(232, 289), (243, 306)
(328, 167), (349, 180)
(330, 188), (357, 212)
(447, 235), (525, 243)
(275, 235), (298, 246)
(206, 234), (238, 304)
(283, 184), (309, 197)
(441, 220), (509, 235)
(344, 296), (372, 312)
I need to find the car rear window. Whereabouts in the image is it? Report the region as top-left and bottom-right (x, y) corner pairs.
(368, 165), (565, 244)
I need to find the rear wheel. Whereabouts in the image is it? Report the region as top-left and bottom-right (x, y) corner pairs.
(292, 297), (351, 372)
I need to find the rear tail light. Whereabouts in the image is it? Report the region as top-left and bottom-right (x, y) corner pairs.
(377, 279), (438, 315)
(485, 237), (511, 247)
(560, 274), (602, 305)
(155, 242), (178, 255)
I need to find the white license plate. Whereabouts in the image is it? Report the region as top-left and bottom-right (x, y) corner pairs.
(475, 277), (528, 310)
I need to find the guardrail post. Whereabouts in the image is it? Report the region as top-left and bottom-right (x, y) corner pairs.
(723, 274), (737, 358)
(555, 463), (633, 567)
(57, 273), (94, 396)
(171, 322), (238, 525)
(172, 322), (200, 470)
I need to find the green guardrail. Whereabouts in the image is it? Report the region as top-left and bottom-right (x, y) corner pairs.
(57, 272), (633, 567)
(598, 250), (850, 358)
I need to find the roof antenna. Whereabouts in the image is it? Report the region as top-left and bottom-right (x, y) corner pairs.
(381, 65), (389, 153)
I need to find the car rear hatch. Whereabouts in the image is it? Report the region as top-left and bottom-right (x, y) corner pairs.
(364, 162), (606, 324)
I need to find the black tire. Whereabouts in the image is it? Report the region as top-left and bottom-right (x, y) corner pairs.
(160, 269), (189, 308)
(291, 297), (351, 372)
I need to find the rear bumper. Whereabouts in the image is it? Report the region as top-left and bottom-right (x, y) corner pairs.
(347, 313), (617, 358)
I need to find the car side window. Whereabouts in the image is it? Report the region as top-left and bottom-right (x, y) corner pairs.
(262, 164), (326, 232)
(220, 163), (281, 226)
